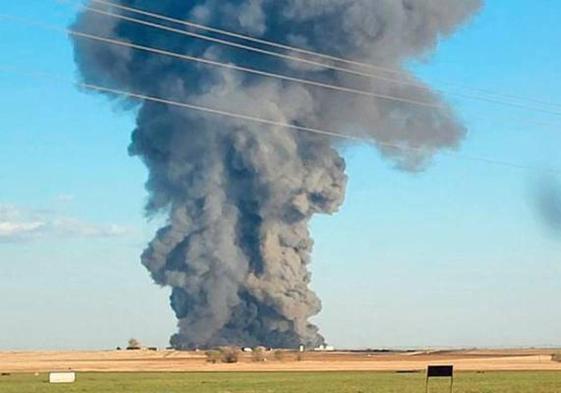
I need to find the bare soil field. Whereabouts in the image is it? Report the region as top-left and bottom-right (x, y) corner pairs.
(1, 349), (561, 373)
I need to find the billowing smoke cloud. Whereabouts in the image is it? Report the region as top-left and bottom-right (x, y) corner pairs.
(71, 0), (481, 348)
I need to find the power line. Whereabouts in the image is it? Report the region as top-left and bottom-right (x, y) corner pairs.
(81, 5), (385, 81)
(0, 65), (558, 176)
(80, 1), (536, 101)
(76, 0), (561, 115)
(68, 32), (443, 110)
(3, 12), (561, 133)
(87, 0), (393, 75)
(0, 13), (449, 110)
(0, 66), (364, 141)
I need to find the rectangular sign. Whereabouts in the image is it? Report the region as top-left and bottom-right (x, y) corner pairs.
(49, 372), (76, 384)
(427, 365), (454, 378)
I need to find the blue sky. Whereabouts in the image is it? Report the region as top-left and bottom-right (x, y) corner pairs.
(1, 1), (560, 350)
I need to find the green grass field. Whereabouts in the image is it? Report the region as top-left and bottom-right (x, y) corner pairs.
(1, 371), (561, 393)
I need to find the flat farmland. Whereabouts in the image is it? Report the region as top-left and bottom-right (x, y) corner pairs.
(1, 371), (561, 393)
(1, 349), (561, 373)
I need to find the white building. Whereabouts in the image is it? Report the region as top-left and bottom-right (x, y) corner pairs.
(49, 372), (76, 384)
(314, 345), (335, 352)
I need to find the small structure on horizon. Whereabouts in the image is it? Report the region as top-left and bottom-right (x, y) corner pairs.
(314, 344), (335, 352)
(49, 372), (76, 384)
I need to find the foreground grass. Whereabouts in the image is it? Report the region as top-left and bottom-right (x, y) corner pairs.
(1, 371), (561, 393)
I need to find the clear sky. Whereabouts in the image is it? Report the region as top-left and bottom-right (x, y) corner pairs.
(1, 1), (560, 350)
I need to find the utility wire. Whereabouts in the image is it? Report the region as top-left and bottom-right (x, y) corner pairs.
(81, 5), (386, 80)
(0, 65), (558, 176)
(87, 0), (396, 75)
(0, 13), (448, 110)
(67, 34), (443, 109)
(75, 0), (561, 115)
(3, 12), (561, 132)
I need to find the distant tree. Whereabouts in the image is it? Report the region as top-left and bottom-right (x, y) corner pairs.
(252, 347), (267, 362)
(127, 338), (141, 350)
(205, 350), (221, 364)
(273, 350), (284, 361)
(220, 347), (240, 363)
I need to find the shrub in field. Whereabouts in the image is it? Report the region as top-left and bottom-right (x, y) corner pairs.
(273, 350), (284, 361)
(220, 347), (240, 363)
(552, 353), (561, 362)
(205, 350), (221, 364)
(252, 347), (267, 362)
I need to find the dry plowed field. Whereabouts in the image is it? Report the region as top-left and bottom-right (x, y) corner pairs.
(1, 349), (560, 373)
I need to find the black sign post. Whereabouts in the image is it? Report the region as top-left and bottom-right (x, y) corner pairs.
(426, 365), (454, 393)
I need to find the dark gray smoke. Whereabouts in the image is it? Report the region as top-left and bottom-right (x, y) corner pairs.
(536, 179), (561, 234)
(71, 0), (481, 348)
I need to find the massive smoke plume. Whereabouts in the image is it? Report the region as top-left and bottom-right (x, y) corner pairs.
(71, 0), (481, 348)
